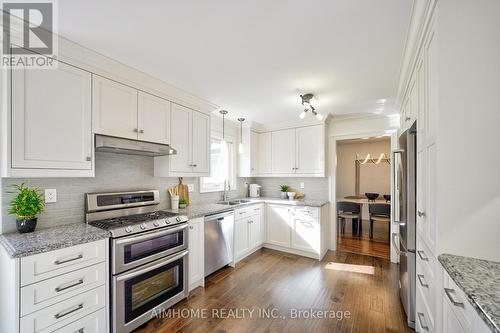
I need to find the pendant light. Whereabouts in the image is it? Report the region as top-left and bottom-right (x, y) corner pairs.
(237, 118), (245, 154)
(219, 110), (228, 148)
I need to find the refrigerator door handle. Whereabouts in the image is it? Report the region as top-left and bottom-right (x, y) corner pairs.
(392, 149), (405, 223)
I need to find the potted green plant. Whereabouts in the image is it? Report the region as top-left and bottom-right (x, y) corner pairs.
(8, 183), (45, 233)
(178, 198), (188, 209)
(279, 184), (290, 199)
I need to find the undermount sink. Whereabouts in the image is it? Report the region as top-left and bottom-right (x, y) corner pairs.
(216, 199), (251, 206)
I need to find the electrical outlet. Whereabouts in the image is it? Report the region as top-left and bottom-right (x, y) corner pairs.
(45, 189), (57, 203)
(300, 182), (305, 189)
(187, 184), (194, 192)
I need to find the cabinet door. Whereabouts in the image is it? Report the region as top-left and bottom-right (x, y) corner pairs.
(170, 104), (192, 172)
(266, 205), (291, 247)
(92, 75), (138, 139)
(295, 125), (324, 174)
(234, 218), (250, 260)
(137, 92), (170, 144)
(442, 295), (468, 333)
(249, 213), (263, 249)
(11, 60), (92, 170)
(188, 217), (204, 289)
(258, 132), (272, 174)
(292, 217), (320, 254)
(250, 131), (259, 175)
(191, 111), (210, 174)
(272, 129), (296, 174)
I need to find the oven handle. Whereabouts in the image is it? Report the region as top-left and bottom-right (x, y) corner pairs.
(115, 223), (188, 246)
(116, 249), (189, 282)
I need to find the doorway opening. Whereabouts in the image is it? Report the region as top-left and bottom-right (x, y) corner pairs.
(335, 136), (392, 259)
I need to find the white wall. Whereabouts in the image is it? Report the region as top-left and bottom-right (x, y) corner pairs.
(435, 0), (500, 262)
(336, 139), (391, 199)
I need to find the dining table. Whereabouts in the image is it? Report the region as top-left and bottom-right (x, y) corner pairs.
(337, 197), (390, 236)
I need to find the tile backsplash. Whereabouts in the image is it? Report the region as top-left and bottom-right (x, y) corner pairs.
(249, 177), (329, 200)
(1, 152), (247, 233)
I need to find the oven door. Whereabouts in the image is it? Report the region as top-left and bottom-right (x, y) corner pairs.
(112, 249), (188, 333)
(113, 223), (188, 274)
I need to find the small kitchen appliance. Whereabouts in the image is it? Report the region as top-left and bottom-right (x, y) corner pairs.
(249, 184), (261, 197)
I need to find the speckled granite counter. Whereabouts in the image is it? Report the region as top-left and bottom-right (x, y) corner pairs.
(166, 197), (329, 219)
(439, 254), (500, 332)
(0, 223), (110, 258)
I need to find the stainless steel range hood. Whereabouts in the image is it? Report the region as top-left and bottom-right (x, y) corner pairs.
(95, 135), (177, 157)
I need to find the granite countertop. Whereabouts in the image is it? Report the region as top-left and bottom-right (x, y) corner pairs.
(439, 254), (500, 332)
(166, 197), (330, 219)
(0, 223), (111, 258)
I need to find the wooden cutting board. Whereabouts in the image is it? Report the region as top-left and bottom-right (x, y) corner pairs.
(176, 177), (189, 205)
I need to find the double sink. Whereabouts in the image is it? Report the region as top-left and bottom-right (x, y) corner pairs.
(216, 199), (252, 206)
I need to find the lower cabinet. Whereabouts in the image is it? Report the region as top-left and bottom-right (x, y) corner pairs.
(233, 204), (264, 262)
(0, 239), (109, 333)
(265, 204), (328, 260)
(188, 217), (204, 291)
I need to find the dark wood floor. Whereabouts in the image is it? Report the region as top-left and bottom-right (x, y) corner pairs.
(337, 219), (391, 259)
(136, 248), (413, 333)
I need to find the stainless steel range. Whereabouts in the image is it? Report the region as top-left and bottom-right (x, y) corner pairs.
(85, 190), (189, 333)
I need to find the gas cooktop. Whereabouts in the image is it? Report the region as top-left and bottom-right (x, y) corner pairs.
(89, 210), (188, 238)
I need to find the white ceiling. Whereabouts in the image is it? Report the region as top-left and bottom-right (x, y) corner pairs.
(58, 0), (412, 123)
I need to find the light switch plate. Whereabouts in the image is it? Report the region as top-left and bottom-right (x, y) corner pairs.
(187, 184), (194, 192)
(300, 182), (305, 189)
(45, 189), (57, 203)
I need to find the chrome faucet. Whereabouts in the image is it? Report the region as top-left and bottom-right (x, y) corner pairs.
(222, 180), (230, 202)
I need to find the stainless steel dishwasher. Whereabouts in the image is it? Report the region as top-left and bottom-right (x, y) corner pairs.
(204, 211), (234, 276)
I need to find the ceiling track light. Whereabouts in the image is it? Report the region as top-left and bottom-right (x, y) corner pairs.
(299, 93), (322, 120)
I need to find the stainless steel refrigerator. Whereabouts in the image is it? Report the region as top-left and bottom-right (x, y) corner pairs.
(392, 121), (416, 329)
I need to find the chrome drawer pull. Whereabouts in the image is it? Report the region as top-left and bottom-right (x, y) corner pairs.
(417, 250), (429, 261)
(55, 279), (84, 292)
(75, 328), (84, 333)
(444, 288), (464, 307)
(54, 303), (84, 319)
(54, 254), (83, 265)
(417, 312), (429, 330)
(417, 274), (429, 288)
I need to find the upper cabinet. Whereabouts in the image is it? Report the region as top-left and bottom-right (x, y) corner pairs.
(8, 57), (93, 177)
(92, 76), (171, 144)
(239, 124), (325, 177)
(93, 76), (138, 139)
(154, 103), (210, 177)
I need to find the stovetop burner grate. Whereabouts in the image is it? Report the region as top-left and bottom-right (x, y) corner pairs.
(89, 210), (180, 229)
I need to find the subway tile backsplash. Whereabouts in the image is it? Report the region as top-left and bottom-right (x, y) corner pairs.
(1, 152), (247, 233)
(248, 177), (329, 200)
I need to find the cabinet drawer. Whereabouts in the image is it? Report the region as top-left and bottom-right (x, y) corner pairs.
(21, 262), (106, 316)
(39, 308), (107, 333)
(416, 264), (436, 327)
(294, 207), (319, 219)
(21, 240), (106, 286)
(442, 272), (476, 332)
(416, 236), (436, 281)
(235, 204), (261, 220)
(416, 284), (435, 332)
(20, 285), (106, 333)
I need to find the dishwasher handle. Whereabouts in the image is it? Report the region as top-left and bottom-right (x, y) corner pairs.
(205, 211), (234, 222)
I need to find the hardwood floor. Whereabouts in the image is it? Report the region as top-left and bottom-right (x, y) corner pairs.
(337, 219), (391, 259)
(135, 249), (413, 333)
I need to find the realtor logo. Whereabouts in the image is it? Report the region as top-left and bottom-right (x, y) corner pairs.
(1, 0), (58, 68)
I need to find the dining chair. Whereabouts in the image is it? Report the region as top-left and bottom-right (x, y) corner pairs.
(368, 203), (391, 240)
(337, 202), (361, 236)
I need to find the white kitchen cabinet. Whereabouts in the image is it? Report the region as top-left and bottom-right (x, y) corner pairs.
(295, 125), (324, 174)
(9, 57), (93, 177)
(238, 128), (260, 177)
(266, 204), (292, 248)
(188, 217), (204, 291)
(191, 111), (210, 173)
(258, 132), (272, 174)
(92, 75), (138, 140)
(155, 103), (210, 177)
(271, 129), (296, 174)
(137, 91), (171, 144)
(291, 216), (320, 254)
(233, 205), (264, 262)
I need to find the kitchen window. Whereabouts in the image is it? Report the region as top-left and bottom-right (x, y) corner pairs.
(200, 135), (236, 193)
